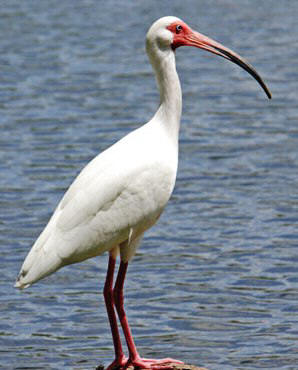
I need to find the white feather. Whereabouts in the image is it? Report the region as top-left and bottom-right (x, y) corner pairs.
(15, 118), (178, 288)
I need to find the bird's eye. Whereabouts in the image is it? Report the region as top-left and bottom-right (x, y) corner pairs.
(176, 24), (183, 33)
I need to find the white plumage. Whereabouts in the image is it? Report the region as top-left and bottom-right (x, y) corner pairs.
(15, 16), (270, 369)
(16, 117), (178, 288)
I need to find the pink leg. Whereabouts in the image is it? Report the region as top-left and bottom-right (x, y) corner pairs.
(113, 261), (184, 369)
(103, 254), (127, 370)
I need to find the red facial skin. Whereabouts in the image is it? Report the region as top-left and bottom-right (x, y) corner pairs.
(167, 21), (194, 50)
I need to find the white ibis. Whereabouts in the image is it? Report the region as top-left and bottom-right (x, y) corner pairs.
(15, 16), (271, 369)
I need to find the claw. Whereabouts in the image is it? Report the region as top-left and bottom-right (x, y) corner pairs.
(106, 355), (128, 370)
(126, 356), (184, 369)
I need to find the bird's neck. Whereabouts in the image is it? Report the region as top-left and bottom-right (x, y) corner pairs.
(151, 51), (182, 141)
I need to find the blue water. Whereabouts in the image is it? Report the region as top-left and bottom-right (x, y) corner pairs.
(1, 1), (298, 369)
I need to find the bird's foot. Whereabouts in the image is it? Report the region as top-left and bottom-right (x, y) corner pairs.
(106, 354), (128, 370)
(126, 356), (184, 369)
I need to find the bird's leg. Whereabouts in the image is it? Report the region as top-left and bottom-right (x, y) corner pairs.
(113, 261), (140, 363)
(103, 254), (127, 370)
(113, 261), (184, 369)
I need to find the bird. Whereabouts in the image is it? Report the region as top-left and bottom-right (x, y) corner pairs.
(15, 16), (271, 370)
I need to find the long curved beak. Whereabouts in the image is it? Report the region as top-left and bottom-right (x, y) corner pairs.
(185, 30), (272, 99)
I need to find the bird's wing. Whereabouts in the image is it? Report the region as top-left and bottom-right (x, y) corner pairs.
(15, 122), (177, 287)
(16, 142), (156, 286)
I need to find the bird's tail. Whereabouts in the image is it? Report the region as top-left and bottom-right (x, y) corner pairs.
(15, 239), (63, 289)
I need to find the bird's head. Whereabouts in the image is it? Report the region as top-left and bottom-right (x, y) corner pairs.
(146, 16), (271, 99)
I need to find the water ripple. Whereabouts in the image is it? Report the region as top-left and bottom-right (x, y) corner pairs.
(1, 1), (298, 369)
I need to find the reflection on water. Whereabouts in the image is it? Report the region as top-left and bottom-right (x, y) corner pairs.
(1, 1), (298, 369)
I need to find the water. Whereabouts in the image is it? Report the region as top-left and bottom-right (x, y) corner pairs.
(1, 1), (298, 369)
